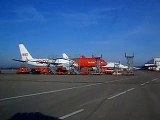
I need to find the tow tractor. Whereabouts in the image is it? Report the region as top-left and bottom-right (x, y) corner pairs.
(16, 66), (30, 74)
(31, 67), (53, 74)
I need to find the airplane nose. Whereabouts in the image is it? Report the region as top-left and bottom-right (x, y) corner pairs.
(100, 61), (107, 66)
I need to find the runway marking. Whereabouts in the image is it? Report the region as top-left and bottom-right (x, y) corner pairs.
(80, 97), (106, 107)
(151, 78), (159, 82)
(106, 78), (159, 100)
(126, 88), (135, 92)
(0, 84), (100, 101)
(141, 81), (151, 86)
(140, 83), (146, 86)
(59, 109), (84, 119)
(107, 88), (135, 100)
(0, 78), (129, 101)
(140, 78), (159, 86)
(104, 78), (129, 84)
(105, 78), (160, 101)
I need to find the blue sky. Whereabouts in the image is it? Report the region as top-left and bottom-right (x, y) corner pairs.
(0, 0), (160, 67)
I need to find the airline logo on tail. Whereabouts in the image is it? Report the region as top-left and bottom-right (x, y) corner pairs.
(22, 53), (28, 57)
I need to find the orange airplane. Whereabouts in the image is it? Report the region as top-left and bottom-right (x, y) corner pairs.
(73, 55), (107, 68)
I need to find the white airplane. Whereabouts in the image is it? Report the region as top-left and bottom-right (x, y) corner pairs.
(55, 53), (78, 67)
(13, 44), (76, 67)
(102, 62), (128, 69)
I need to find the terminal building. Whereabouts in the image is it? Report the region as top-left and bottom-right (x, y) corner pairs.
(144, 58), (160, 71)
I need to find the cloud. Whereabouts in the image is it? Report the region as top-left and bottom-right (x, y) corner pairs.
(89, 25), (143, 46)
(13, 7), (46, 22)
(60, 7), (123, 26)
(0, 7), (46, 23)
(61, 12), (104, 26)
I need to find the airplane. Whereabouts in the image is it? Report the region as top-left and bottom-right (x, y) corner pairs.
(13, 44), (76, 67)
(55, 53), (78, 67)
(73, 55), (107, 68)
(102, 62), (128, 69)
(101, 62), (128, 74)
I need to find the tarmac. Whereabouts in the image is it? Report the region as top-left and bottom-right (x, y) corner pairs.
(0, 70), (160, 120)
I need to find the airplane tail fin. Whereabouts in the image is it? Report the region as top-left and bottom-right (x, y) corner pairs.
(62, 53), (69, 59)
(19, 44), (33, 61)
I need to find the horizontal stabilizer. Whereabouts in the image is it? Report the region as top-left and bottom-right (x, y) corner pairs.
(12, 59), (26, 62)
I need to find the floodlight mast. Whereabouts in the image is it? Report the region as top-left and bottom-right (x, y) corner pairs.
(125, 53), (134, 72)
(114, 61), (120, 74)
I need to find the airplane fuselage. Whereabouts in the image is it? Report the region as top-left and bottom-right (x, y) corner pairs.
(27, 59), (55, 67)
(74, 58), (107, 68)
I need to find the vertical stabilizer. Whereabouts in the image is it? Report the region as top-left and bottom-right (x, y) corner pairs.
(62, 53), (69, 59)
(19, 44), (33, 61)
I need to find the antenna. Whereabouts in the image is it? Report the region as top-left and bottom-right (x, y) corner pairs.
(92, 53), (94, 58)
(100, 54), (102, 58)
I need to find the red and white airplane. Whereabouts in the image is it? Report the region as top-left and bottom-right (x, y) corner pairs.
(73, 55), (107, 68)
(13, 44), (76, 67)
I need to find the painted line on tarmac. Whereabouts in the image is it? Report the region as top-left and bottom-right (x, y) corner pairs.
(151, 78), (159, 82)
(0, 84), (101, 101)
(140, 83), (146, 86)
(126, 87), (135, 92)
(81, 87), (136, 106)
(104, 78), (159, 100)
(141, 82), (150, 86)
(80, 96), (107, 107)
(59, 109), (84, 119)
(81, 78), (159, 106)
(141, 78), (159, 86)
(104, 78), (128, 84)
(0, 78), (130, 101)
(107, 88), (135, 100)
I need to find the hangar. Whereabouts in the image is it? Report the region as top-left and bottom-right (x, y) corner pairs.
(145, 58), (160, 71)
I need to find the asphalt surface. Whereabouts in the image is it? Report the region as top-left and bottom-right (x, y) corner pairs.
(0, 70), (160, 120)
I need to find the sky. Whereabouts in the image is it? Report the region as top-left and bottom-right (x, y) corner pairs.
(0, 0), (160, 67)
